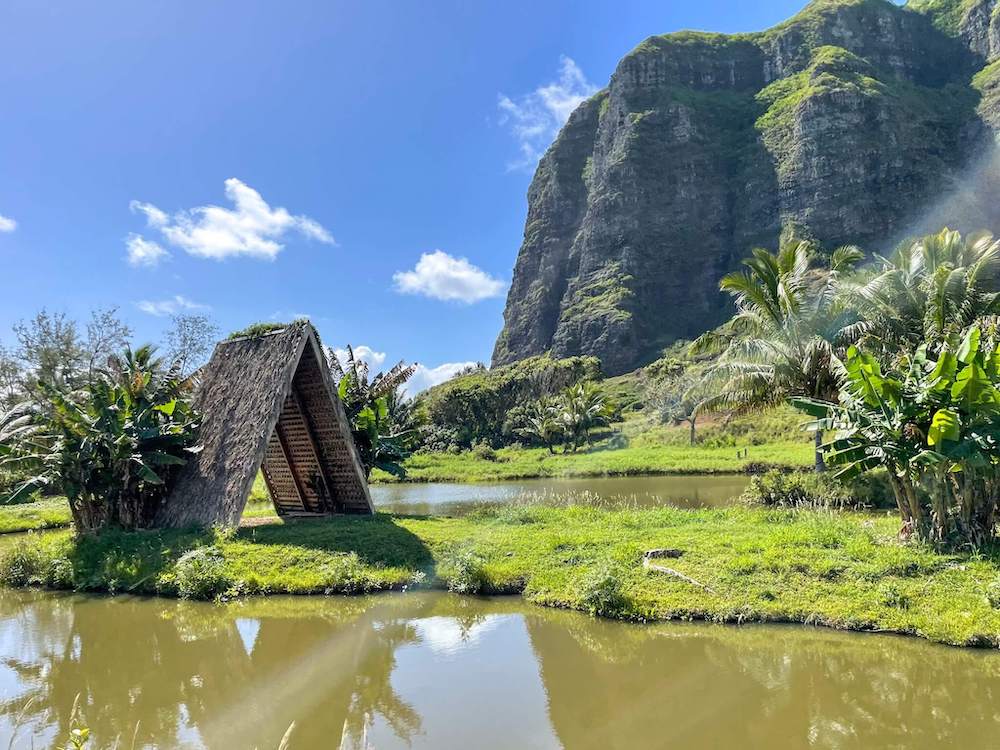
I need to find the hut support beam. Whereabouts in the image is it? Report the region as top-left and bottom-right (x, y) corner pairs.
(274, 421), (310, 511)
(291, 387), (340, 513)
(260, 463), (283, 516)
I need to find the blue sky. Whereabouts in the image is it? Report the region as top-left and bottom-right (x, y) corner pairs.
(0, 0), (805, 391)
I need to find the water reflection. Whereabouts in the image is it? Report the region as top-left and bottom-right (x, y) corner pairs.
(1, 590), (998, 749)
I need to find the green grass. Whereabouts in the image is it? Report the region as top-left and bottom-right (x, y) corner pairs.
(373, 441), (812, 483)
(0, 498), (73, 534)
(374, 407), (814, 483)
(5, 503), (1000, 646)
(0, 476), (277, 536)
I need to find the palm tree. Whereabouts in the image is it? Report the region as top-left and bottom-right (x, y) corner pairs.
(558, 382), (611, 452)
(516, 397), (563, 453)
(693, 240), (863, 471)
(838, 228), (1000, 363)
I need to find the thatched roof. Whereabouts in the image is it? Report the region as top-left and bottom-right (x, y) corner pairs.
(155, 321), (372, 528)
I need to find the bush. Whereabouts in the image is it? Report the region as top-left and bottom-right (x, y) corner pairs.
(441, 547), (489, 594)
(740, 470), (894, 511)
(45, 555), (75, 588)
(417, 354), (601, 449)
(877, 581), (911, 610)
(418, 424), (463, 453)
(472, 441), (498, 462)
(986, 578), (1000, 609)
(576, 565), (627, 617)
(174, 546), (231, 599)
(0, 538), (48, 586)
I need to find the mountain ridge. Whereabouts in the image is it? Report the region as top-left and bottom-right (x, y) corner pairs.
(493, 0), (1000, 375)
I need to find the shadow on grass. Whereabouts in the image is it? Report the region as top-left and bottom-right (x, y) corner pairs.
(234, 513), (435, 570)
(68, 528), (215, 592)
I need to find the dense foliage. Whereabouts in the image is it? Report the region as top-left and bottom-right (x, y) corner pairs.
(329, 345), (417, 478)
(517, 381), (615, 453)
(693, 240), (862, 470)
(416, 355), (602, 450)
(0, 346), (200, 532)
(781, 229), (1000, 543)
(677, 227), (1000, 543)
(797, 328), (1000, 543)
(0, 308), (216, 500)
(741, 469), (893, 511)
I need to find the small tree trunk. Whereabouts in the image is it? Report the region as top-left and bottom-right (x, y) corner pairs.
(813, 430), (825, 473)
(887, 475), (912, 533)
(688, 418), (696, 446)
(901, 476), (924, 538)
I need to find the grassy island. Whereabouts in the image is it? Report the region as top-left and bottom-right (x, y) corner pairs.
(4, 504), (1000, 648)
(371, 440), (813, 483)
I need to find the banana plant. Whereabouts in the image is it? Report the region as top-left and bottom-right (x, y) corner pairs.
(0, 345), (200, 532)
(793, 326), (1000, 543)
(330, 345), (417, 478)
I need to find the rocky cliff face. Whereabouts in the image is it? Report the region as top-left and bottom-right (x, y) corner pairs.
(494, 0), (1000, 375)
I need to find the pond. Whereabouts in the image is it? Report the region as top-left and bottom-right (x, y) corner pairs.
(369, 474), (751, 515)
(1, 590), (998, 749)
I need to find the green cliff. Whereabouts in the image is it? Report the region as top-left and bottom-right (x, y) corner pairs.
(494, 0), (1000, 375)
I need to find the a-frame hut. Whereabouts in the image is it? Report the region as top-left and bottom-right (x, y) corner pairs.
(156, 321), (373, 528)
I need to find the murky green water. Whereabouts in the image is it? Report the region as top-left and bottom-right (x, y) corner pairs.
(2, 590), (998, 749)
(370, 474), (750, 515)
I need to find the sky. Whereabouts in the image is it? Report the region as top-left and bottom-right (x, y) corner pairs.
(0, 0), (807, 393)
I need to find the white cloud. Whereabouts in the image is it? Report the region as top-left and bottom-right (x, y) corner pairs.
(136, 295), (209, 317)
(333, 345), (387, 370)
(128, 178), (335, 261)
(393, 250), (505, 303)
(329, 341), (472, 397)
(405, 361), (479, 398)
(413, 615), (504, 656)
(498, 55), (597, 170)
(125, 233), (169, 267)
(0, 214), (16, 233)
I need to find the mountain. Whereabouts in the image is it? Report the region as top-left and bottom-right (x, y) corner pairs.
(493, 0), (1000, 375)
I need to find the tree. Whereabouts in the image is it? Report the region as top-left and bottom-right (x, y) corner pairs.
(693, 240), (863, 471)
(0, 344), (21, 410)
(327, 345), (418, 478)
(839, 228), (1000, 363)
(0, 345), (200, 531)
(645, 363), (707, 445)
(83, 307), (132, 380)
(558, 381), (612, 452)
(794, 327), (1000, 544)
(12, 307), (131, 393)
(516, 397), (563, 453)
(165, 314), (220, 376)
(13, 309), (84, 393)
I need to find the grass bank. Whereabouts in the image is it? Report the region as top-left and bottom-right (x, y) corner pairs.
(373, 406), (814, 483)
(0, 498), (74, 534)
(373, 440), (813, 483)
(4, 504), (1000, 647)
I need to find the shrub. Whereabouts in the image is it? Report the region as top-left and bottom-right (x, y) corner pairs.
(45, 555), (75, 588)
(740, 470), (892, 510)
(986, 578), (1000, 609)
(576, 565), (627, 617)
(0, 538), (49, 586)
(440, 547), (489, 594)
(471, 441), (498, 462)
(174, 546), (231, 599)
(877, 581), (911, 610)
